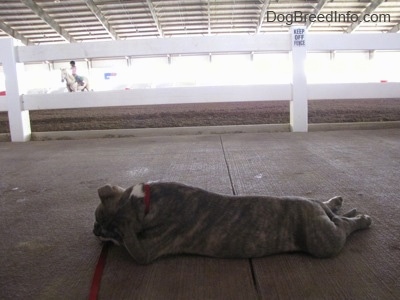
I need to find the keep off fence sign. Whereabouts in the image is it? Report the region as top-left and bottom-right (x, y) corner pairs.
(292, 27), (306, 47)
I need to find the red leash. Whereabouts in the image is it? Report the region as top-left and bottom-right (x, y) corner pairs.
(89, 242), (110, 300)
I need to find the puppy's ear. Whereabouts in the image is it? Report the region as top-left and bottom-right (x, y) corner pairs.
(98, 185), (125, 208)
(98, 184), (115, 200)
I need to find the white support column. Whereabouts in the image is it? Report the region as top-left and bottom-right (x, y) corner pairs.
(290, 26), (308, 132)
(0, 38), (31, 142)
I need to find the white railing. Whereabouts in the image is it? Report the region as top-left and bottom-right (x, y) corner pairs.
(1, 29), (400, 141)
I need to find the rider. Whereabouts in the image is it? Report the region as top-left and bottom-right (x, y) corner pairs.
(70, 61), (84, 85)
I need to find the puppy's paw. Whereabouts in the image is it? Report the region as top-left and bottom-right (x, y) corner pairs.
(358, 214), (372, 228)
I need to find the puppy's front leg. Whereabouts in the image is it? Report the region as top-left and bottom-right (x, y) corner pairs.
(123, 231), (153, 264)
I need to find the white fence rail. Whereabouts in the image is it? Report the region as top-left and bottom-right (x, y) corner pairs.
(18, 83), (400, 111)
(21, 85), (291, 110)
(1, 29), (400, 141)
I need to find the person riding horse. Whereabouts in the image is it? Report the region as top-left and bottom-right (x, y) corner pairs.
(70, 61), (85, 86)
(61, 63), (90, 92)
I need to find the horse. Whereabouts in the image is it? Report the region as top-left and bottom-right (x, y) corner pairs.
(60, 68), (90, 92)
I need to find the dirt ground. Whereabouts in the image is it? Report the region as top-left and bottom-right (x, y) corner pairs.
(0, 99), (399, 133)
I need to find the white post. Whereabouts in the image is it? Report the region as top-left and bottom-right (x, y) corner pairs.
(290, 26), (308, 132)
(0, 38), (31, 142)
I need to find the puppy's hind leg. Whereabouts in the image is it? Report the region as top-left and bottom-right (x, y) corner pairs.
(323, 196), (343, 213)
(342, 208), (358, 218)
(332, 214), (372, 237)
(320, 198), (358, 227)
(324, 196), (358, 217)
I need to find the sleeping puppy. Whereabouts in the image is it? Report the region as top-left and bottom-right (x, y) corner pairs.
(93, 181), (371, 264)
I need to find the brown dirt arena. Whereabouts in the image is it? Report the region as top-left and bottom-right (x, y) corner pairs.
(0, 99), (399, 133)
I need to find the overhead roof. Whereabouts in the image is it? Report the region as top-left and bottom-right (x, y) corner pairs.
(0, 0), (399, 46)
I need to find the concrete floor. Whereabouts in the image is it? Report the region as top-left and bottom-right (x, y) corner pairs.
(0, 129), (399, 299)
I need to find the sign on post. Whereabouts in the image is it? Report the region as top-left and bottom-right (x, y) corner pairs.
(290, 26), (308, 132)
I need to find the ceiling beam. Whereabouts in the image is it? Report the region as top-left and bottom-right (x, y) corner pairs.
(256, 0), (272, 34)
(306, 0), (328, 29)
(21, 0), (76, 43)
(84, 0), (118, 40)
(0, 21), (31, 45)
(146, 0), (164, 37)
(207, 0), (211, 35)
(345, 0), (384, 33)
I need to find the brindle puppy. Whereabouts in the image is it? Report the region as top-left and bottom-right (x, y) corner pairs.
(93, 181), (371, 264)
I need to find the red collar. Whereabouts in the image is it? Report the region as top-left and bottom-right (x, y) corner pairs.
(144, 184), (151, 215)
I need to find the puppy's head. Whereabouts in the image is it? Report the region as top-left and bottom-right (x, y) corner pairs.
(93, 184), (125, 245)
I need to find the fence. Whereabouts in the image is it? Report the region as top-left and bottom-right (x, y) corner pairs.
(1, 27), (400, 142)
